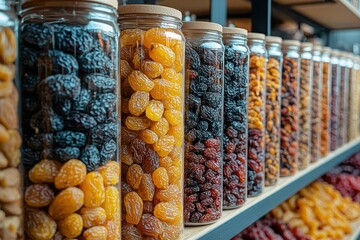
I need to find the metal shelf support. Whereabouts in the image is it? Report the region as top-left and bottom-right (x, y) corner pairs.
(251, 0), (271, 35)
(210, 0), (227, 26)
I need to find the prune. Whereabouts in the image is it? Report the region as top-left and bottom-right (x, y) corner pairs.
(90, 123), (117, 147)
(79, 50), (114, 77)
(81, 145), (101, 171)
(72, 89), (91, 112)
(54, 147), (80, 162)
(54, 26), (94, 54)
(22, 23), (51, 49)
(65, 112), (97, 131)
(27, 133), (54, 150)
(53, 99), (71, 115)
(22, 48), (38, 69)
(38, 50), (79, 75)
(54, 131), (86, 147)
(100, 139), (116, 163)
(38, 74), (81, 99)
(88, 93), (116, 122)
(185, 44), (200, 70)
(84, 74), (116, 93)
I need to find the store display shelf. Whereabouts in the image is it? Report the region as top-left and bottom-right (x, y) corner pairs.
(183, 138), (360, 240)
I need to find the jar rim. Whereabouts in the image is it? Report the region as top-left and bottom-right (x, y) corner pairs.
(265, 36), (282, 44)
(248, 32), (265, 40)
(223, 27), (247, 36)
(300, 42), (313, 48)
(118, 4), (181, 20)
(282, 39), (300, 47)
(22, 0), (118, 9)
(182, 21), (222, 33)
(322, 47), (332, 53)
(313, 45), (322, 51)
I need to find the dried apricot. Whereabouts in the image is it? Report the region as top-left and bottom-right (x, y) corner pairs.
(101, 186), (120, 221)
(25, 207), (57, 240)
(25, 184), (54, 208)
(150, 79), (181, 100)
(121, 144), (134, 166)
(29, 159), (62, 184)
(161, 68), (182, 85)
(125, 116), (151, 131)
(80, 207), (106, 228)
(128, 70), (154, 92)
(143, 28), (180, 49)
(154, 202), (181, 224)
(166, 165), (182, 185)
(145, 100), (164, 121)
(80, 172), (105, 208)
(168, 125), (183, 147)
(0, 98), (18, 129)
(124, 191), (143, 225)
(137, 214), (163, 238)
(138, 129), (158, 144)
(0, 28), (16, 64)
(172, 43), (184, 72)
(156, 184), (181, 202)
(103, 220), (120, 240)
(152, 167), (169, 189)
(159, 156), (172, 168)
(120, 59), (132, 79)
(58, 213), (83, 238)
(83, 226), (107, 240)
(162, 96), (182, 111)
(140, 60), (164, 78)
(97, 161), (120, 186)
(138, 173), (155, 201)
(54, 159), (87, 189)
(48, 187), (84, 220)
(120, 29), (144, 47)
(126, 164), (144, 189)
(159, 222), (181, 240)
(164, 110), (182, 126)
(122, 223), (142, 240)
(154, 135), (175, 157)
(129, 91), (150, 117)
(150, 118), (169, 137)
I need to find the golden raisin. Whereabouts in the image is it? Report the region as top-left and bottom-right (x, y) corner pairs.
(145, 100), (164, 121)
(101, 186), (120, 221)
(120, 45), (133, 63)
(167, 165), (182, 185)
(159, 222), (181, 240)
(162, 96), (182, 111)
(132, 47), (149, 69)
(164, 110), (182, 126)
(138, 173), (155, 201)
(128, 91), (150, 116)
(0, 80), (12, 98)
(143, 28), (180, 49)
(150, 79), (181, 100)
(125, 116), (151, 131)
(103, 220), (121, 240)
(140, 60), (164, 78)
(128, 70), (154, 92)
(0, 123), (9, 142)
(154, 202), (181, 224)
(168, 146), (182, 165)
(137, 213), (163, 238)
(121, 144), (134, 166)
(0, 27), (16, 64)
(83, 226), (107, 240)
(80, 172), (105, 208)
(168, 125), (183, 147)
(138, 129), (158, 144)
(150, 118), (169, 137)
(54, 159), (87, 189)
(0, 128), (21, 167)
(58, 213), (83, 238)
(0, 64), (15, 82)
(97, 161), (120, 187)
(154, 135), (175, 157)
(159, 156), (172, 168)
(120, 29), (144, 47)
(149, 43), (175, 67)
(161, 68), (182, 85)
(156, 184), (181, 202)
(172, 43), (184, 72)
(152, 167), (169, 189)
(126, 164), (144, 189)
(48, 187), (84, 220)
(80, 207), (106, 228)
(29, 159), (62, 184)
(25, 184), (54, 208)
(0, 98), (18, 129)
(120, 60), (132, 79)
(124, 191), (143, 225)
(25, 207), (57, 240)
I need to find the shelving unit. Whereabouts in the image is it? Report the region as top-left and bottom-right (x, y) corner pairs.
(183, 138), (360, 240)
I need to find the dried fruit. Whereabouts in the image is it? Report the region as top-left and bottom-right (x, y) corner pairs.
(143, 28), (179, 49)
(103, 220), (121, 240)
(0, 98), (18, 129)
(38, 50), (79, 75)
(83, 226), (107, 240)
(156, 184), (181, 202)
(161, 68), (182, 85)
(140, 61), (164, 78)
(129, 91), (150, 116)
(0, 28), (16, 64)
(54, 159), (87, 189)
(159, 222), (181, 240)
(80, 172), (105, 208)
(141, 148), (159, 174)
(145, 100), (164, 121)
(128, 70), (154, 91)
(162, 96), (182, 111)
(0, 123), (9, 142)
(80, 145), (101, 171)
(166, 165), (181, 185)
(149, 43), (175, 67)
(58, 213), (83, 238)
(28, 159), (62, 184)
(164, 110), (182, 126)
(102, 186), (120, 221)
(97, 161), (120, 186)
(120, 29), (144, 47)
(150, 79), (181, 100)
(152, 167), (169, 189)
(138, 129), (158, 144)
(84, 74), (116, 93)
(138, 173), (155, 201)
(126, 164), (144, 189)
(80, 207), (106, 228)
(137, 214), (163, 238)
(154, 202), (181, 224)
(48, 187), (84, 220)
(125, 116), (151, 131)
(79, 50), (114, 77)
(0, 64), (15, 83)
(25, 207), (57, 240)
(172, 43), (184, 72)
(154, 135), (175, 157)
(25, 184), (54, 208)
(122, 223), (142, 240)
(168, 125), (183, 147)
(150, 118), (170, 137)
(120, 59), (132, 79)
(124, 191), (143, 225)
(159, 156), (172, 168)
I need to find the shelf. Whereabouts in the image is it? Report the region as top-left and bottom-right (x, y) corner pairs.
(183, 138), (360, 240)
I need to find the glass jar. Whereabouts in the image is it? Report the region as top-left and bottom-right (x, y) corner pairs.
(310, 45), (323, 162)
(281, 40), (300, 176)
(346, 54), (355, 142)
(298, 42), (313, 170)
(20, 1), (120, 239)
(330, 50), (340, 151)
(222, 27), (248, 208)
(247, 33), (266, 196)
(0, 1), (22, 239)
(338, 52), (348, 146)
(118, 5), (185, 237)
(320, 47), (332, 157)
(354, 57), (360, 138)
(182, 21), (224, 225)
(264, 36), (282, 186)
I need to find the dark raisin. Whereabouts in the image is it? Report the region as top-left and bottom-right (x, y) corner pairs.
(23, 148), (41, 168)
(53, 99), (72, 115)
(203, 92), (221, 108)
(88, 93), (116, 123)
(22, 23), (51, 49)
(84, 74), (116, 93)
(38, 74), (81, 100)
(54, 131), (86, 147)
(100, 139), (117, 163)
(141, 148), (159, 174)
(130, 138), (146, 164)
(41, 107), (65, 132)
(23, 96), (39, 114)
(200, 105), (217, 121)
(90, 123), (117, 146)
(22, 48), (38, 70)
(27, 133), (54, 150)
(72, 89), (91, 112)
(38, 50), (79, 76)
(89, 30), (117, 59)
(81, 145), (101, 171)
(54, 26), (94, 55)
(54, 147), (81, 162)
(78, 50), (114, 77)
(65, 112), (97, 131)
(185, 44), (200, 70)
(199, 47), (217, 65)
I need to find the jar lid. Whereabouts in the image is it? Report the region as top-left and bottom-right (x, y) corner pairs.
(300, 42), (313, 48)
(22, 0), (118, 9)
(322, 47), (332, 53)
(118, 4), (181, 20)
(223, 27), (247, 36)
(248, 32), (265, 40)
(331, 49), (340, 56)
(313, 45), (322, 51)
(182, 21), (222, 33)
(265, 36), (282, 44)
(282, 40), (300, 47)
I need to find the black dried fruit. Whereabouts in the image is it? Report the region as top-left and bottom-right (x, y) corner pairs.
(79, 50), (114, 77)
(23, 148), (41, 168)
(90, 30), (117, 59)
(41, 107), (65, 132)
(54, 26), (94, 55)
(38, 74), (81, 100)
(54, 131), (86, 147)
(100, 139), (117, 163)
(27, 133), (54, 150)
(72, 89), (91, 112)
(53, 99), (71, 116)
(199, 47), (217, 65)
(65, 112), (97, 131)
(90, 123), (117, 147)
(130, 138), (146, 164)
(23, 97), (39, 113)
(200, 105), (218, 121)
(84, 74), (116, 93)
(198, 65), (218, 78)
(22, 48), (38, 69)
(54, 147), (81, 162)
(88, 93), (116, 123)
(203, 92), (221, 108)
(186, 44), (200, 70)
(81, 145), (101, 171)
(22, 23), (51, 49)
(22, 73), (40, 93)
(38, 50), (79, 75)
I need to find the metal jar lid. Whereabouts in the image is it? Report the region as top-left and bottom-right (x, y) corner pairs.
(182, 21), (223, 33)
(22, 0), (118, 9)
(118, 4), (182, 20)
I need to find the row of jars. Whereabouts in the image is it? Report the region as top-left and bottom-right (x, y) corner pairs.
(1, 0), (360, 239)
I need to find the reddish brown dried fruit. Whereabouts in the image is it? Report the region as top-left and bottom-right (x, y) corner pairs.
(138, 173), (155, 201)
(137, 214), (163, 238)
(124, 191), (143, 225)
(25, 184), (54, 208)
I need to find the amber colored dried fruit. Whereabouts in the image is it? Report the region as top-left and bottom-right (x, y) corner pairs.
(166, 165), (182, 185)
(97, 161), (120, 187)
(101, 186), (120, 221)
(138, 129), (158, 144)
(152, 167), (169, 189)
(0, 128), (20, 167)
(137, 214), (163, 238)
(138, 173), (155, 201)
(156, 184), (181, 202)
(125, 116), (151, 131)
(0, 98), (17, 129)
(145, 100), (164, 121)
(122, 78), (135, 98)
(58, 213), (83, 238)
(0, 27), (16, 64)
(48, 187), (84, 220)
(172, 43), (184, 72)
(150, 79), (181, 100)
(54, 159), (87, 189)
(0, 80), (12, 98)
(168, 146), (182, 165)
(0, 123), (9, 142)
(25, 184), (54, 208)
(120, 29), (144, 47)
(26, 207), (57, 240)
(162, 96), (182, 111)
(150, 118), (170, 138)
(140, 60), (164, 78)
(161, 68), (182, 85)
(0, 64), (15, 82)
(80, 207), (106, 228)
(149, 43), (175, 67)
(154, 135), (175, 157)
(122, 126), (138, 143)
(80, 172), (105, 208)
(29, 159), (62, 184)
(120, 59), (132, 79)
(124, 191), (143, 225)
(154, 202), (181, 224)
(103, 220), (120, 240)
(133, 47), (149, 70)
(164, 110), (182, 126)
(121, 144), (134, 166)
(128, 91), (150, 117)
(159, 222), (181, 240)
(159, 156), (172, 168)
(126, 164), (144, 189)
(83, 226), (107, 240)
(143, 28), (180, 49)
(168, 125), (183, 147)
(128, 70), (154, 92)
(122, 223), (142, 240)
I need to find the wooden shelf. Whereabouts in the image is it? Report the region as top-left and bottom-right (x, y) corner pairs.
(182, 138), (360, 240)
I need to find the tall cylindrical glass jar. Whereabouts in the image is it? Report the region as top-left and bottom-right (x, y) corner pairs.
(298, 42), (313, 170)
(310, 45), (323, 162)
(330, 50), (340, 151)
(118, 5), (185, 238)
(20, 1), (120, 239)
(264, 36), (282, 186)
(0, 1), (22, 239)
(346, 54), (355, 141)
(280, 40), (300, 176)
(354, 57), (360, 138)
(183, 21), (224, 225)
(320, 47), (332, 157)
(247, 33), (266, 196)
(222, 27), (248, 209)
(338, 52), (348, 146)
